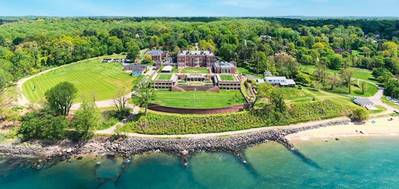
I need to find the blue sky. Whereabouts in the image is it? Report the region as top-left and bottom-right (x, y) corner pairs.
(0, 0), (398, 17)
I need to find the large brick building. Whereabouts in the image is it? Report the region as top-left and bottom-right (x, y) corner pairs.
(146, 50), (170, 66)
(177, 50), (216, 68)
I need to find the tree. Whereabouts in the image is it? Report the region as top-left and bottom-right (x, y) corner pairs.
(360, 82), (367, 95)
(45, 82), (77, 116)
(252, 51), (273, 74)
(384, 79), (399, 99)
(272, 53), (299, 79)
(253, 83), (273, 108)
(327, 54), (344, 70)
(327, 73), (341, 90)
(270, 90), (287, 113)
(314, 63), (328, 83)
(296, 72), (312, 85)
(350, 109), (369, 122)
(219, 43), (237, 61)
(70, 99), (99, 140)
(132, 78), (155, 115)
(114, 94), (131, 119)
(341, 68), (354, 94)
(18, 110), (68, 141)
(126, 41), (140, 61)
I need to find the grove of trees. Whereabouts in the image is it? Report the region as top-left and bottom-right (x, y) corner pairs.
(0, 17), (398, 97)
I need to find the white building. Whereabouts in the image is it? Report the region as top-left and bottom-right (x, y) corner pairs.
(264, 77), (296, 86)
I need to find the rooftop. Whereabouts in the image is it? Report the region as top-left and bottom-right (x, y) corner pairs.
(179, 50), (213, 56)
(147, 50), (164, 56)
(214, 61), (236, 68)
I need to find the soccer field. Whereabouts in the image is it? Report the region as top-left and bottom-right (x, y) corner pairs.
(152, 90), (245, 109)
(22, 59), (136, 103)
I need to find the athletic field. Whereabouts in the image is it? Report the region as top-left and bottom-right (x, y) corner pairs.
(22, 59), (135, 103)
(152, 90), (245, 109)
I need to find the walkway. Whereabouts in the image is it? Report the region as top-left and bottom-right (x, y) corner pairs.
(95, 117), (351, 139)
(367, 89), (397, 113)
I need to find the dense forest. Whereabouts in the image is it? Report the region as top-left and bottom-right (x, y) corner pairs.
(0, 17), (399, 97)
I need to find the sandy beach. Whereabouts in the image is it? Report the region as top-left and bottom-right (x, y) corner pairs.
(287, 116), (399, 142)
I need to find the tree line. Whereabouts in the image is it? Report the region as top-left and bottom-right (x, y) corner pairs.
(0, 18), (399, 98)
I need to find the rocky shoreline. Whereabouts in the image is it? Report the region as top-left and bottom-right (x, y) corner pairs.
(0, 119), (351, 164)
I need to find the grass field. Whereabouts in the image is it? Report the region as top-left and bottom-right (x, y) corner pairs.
(151, 90), (245, 109)
(300, 65), (378, 97)
(220, 74), (235, 81)
(22, 58), (135, 103)
(157, 74), (172, 80)
(301, 65), (376, 83)
(180, 67), (209, 74)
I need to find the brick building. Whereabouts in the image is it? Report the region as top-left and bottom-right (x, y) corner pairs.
(177, 50), (216, 68)
(146, 50), (170, 65)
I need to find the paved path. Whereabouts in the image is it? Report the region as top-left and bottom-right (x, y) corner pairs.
(367, 89), (397, 113)
(70, 93), (134, 111)
(95, 105), (141, 135)
(94, 117), (351, 139)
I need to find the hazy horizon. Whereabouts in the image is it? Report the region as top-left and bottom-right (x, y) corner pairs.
(0, 0), (398, 17)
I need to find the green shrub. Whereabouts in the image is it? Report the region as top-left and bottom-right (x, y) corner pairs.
(350, 109), (370, 122)
(18, 110), (68, 141)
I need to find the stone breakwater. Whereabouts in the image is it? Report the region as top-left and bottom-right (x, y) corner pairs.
(0, 119), (350, 161)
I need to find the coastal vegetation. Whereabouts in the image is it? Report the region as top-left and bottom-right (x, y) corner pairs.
(18, 82), (100, 141)
(350, 109), (370, 122)
(120, 99), (355, 135)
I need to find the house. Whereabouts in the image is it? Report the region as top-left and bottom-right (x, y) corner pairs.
(353, 97), (377, 110)
(212, 61), (237, 74)
(264, 77), (296, 86)
(177, 50), (216, 68)
(146, 50), (170, 65)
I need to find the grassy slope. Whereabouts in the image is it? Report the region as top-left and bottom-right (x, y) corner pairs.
(22, 58), (135, 103)
(300, 65), (378, 97)
(151, 90), (245, 109)
(121, 99), (356, 135)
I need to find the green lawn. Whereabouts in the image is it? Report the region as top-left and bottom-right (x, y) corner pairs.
(275, 87), (359, 109)
(300, 65), (378, 97)
(157, 74), (172, 80)
(180, 67), (209, 74)
(220, 74), (235, 81)
(151, 90), (245, 109)
(22, 58), (135, 103)
(301, 64), (376, 83)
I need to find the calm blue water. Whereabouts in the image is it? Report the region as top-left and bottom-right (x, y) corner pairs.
(1, 137), (399, 189)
